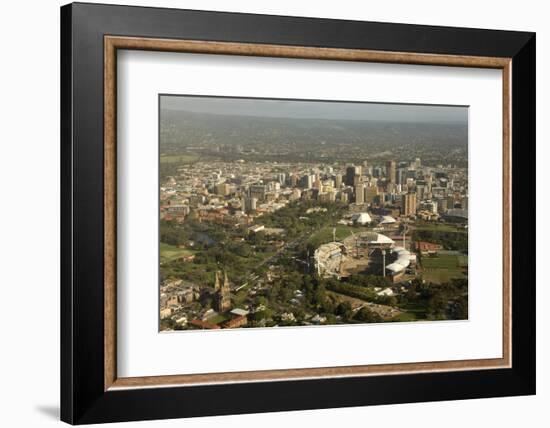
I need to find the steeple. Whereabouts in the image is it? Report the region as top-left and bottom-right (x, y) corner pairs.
(223, 270), (230, 290)
(214, 269), (232, 313)
(214, 271), (220, 291)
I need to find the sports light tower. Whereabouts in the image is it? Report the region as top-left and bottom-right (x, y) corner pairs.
(349, 228), (359, 258)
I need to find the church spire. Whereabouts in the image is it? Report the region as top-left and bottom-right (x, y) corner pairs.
(214, 269), (232, 313)
(214, 271), (220, 291)
(223, 270), (229, 290)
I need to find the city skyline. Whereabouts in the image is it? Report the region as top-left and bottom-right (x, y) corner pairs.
(159, 95), (469, 332)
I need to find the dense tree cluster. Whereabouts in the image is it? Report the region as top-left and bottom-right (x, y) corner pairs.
(399, 277), (468, 320)
(412, 229), (468, 253)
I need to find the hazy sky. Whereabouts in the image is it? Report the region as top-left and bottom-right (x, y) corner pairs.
(161, 95), (468, 124)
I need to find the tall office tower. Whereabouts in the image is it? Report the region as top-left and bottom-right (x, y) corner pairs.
(416, 184), (427, 200)
(345, 165), (356, 186)
(243, 196), (257, 213)
(216, 182), (231, 196)
(249, 184), (266, 201)
(290, 174), (298, 187)
(323, 182), (334, 194)
(461, 196), (468, 210)
(335, 174), (343, 189)
(378, 191), (386, 206)
(415, 158), (422, 169)
(421, 200), (438, 214)
(355, 165), (363, 177)
(353, 174), (364, 186)
(437, 197), (448, 213)
(447, 195), (455, 209)
(402, 192), (417, 216)
(364, 185), (378, 204)
(355, 183), (365, 204)
(363, 160), (369, 169)
(277, 173), (286, 185)
(310, 174), (317, 187)
(407, 169), (418, 180)
(386, 160), (396, 184)
(386, 183), (396, 195)
(339, 191), (349, 203)
(397, 168), (405, 185)
(426, 173), (433, 188)
(313, 177), (322, 189)
(299, 174), (313, 189)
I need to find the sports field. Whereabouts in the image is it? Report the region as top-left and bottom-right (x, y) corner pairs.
(307, 225), (363, 248)
(160, 242), (195, 263)
(421, 253), (467, 283)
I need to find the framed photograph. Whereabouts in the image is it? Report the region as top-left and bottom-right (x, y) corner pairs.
(61, 2), (535, 424)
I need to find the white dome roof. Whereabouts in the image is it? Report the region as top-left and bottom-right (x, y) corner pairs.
(352, 212), (372, 224)
(379, 215), (396, 224)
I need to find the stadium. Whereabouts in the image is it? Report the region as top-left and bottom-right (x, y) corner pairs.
(314, 230), (416, 282)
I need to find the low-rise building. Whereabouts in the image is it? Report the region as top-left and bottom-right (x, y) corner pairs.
(160, 308), (172, 319)
(222, 315), (248, 329)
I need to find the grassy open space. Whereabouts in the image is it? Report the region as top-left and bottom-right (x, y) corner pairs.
(457, 255), (469, 267)
(160, 153), (199, 164)
(421, 253), (467, 283)
(160, 242), (195, 263)
(233, 289), (250, 307)
(307, 224), (364, 248)
(394, 302), (428, 322)
(326, 290), (368, 309)
(206, 313), (229, 325)
(414, 222), (466, 233)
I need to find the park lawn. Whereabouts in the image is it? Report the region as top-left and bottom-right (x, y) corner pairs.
(326, 290), (369, 309)
(394, 301), (428, 322)
(457, 255), (469, 268)
(251, 250), (276, 263)
(160, 242), (195, 263)
(232, 290), (249, 307)
(414, 222), (466, 233)
(422, 254), (461, 269)
(160, 153), (199, 164)
(206, 314), (229, 325)
(421, 253), (467, 283)
(231, 250), (276, 277)
(395, 312), (418, 322)
(161, 244), (276, 287)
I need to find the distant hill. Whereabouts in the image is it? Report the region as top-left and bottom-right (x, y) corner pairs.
(160, 108), (468, 166)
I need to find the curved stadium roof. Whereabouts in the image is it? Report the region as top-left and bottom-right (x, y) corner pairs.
(386, 246), (412, 274)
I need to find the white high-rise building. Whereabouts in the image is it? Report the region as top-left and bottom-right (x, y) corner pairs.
(355, 183), (365, 204)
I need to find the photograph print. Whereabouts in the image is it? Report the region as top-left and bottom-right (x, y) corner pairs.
(159, 95), (469, 332)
